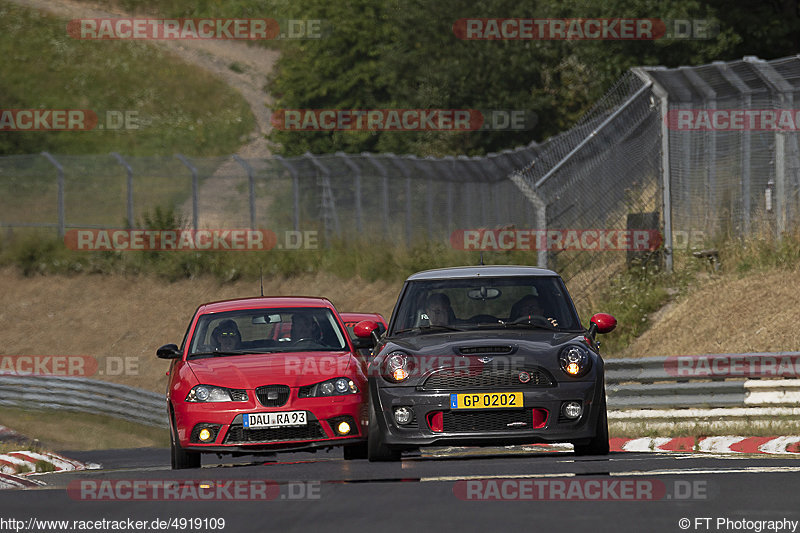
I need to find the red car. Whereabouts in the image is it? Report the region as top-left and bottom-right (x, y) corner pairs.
(157, 297), (370, 469)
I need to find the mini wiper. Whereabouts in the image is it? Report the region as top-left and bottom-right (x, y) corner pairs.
(395, 325), (464, 334)
(501, 319), (560, 332)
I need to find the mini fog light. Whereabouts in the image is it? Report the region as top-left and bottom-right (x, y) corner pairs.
(394, 406), (413, 425)
(392, 368), (409, 381)
(337, 421), (351, 435)
(198, 428), (212, 442)
(563, 401), (583, 419)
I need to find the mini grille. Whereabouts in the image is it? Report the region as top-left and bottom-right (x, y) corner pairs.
(442, 410), (532, 432)
(458, 346), (513, 355)
(223, 421), (326, 444)
(422, 367), (553, 390)
(255, 385), (290, 407)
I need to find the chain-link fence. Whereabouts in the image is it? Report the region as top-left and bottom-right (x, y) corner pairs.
(2, 55), (799, 300)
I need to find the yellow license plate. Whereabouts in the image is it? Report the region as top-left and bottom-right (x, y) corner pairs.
(450, 392), (523, 410)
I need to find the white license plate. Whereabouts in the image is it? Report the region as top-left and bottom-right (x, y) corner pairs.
(243, 411), (307, 428)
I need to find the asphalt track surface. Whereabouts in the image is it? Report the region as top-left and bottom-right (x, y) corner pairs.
(1, 446), (800, 533)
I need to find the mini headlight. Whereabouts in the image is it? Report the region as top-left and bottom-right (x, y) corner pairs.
(386, 352), (410, 382)
(559, 346), (590, 377)
(320, 382), (335, 395)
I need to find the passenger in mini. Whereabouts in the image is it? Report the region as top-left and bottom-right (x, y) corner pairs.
(425, 293), (455, 326)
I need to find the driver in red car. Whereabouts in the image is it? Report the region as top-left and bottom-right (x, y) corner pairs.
(291, 313), (322, 345)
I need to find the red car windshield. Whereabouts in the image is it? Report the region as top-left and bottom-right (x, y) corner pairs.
(188, 307), (348, 357)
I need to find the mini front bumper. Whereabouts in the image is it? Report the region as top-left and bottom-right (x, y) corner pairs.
(370, 378), (604, 448)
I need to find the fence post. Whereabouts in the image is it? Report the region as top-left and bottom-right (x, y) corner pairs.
(509, 171), (548, 268)
(274, 155), (300, 232)
(363, 153), (390, 240)
(683, 68), (717, 237)
(111, 152), (134, 228)
(337, 152), (362, 233)
(175, 154), (198, 230)
(41, 152), (64, 238)
(746, 57), (795, 240)
(306, 154), (340, 242)
(635, 68), (673, 273)
(714, 62), (754, 238)
(232, 155), (256, 229)
(385, 154), (413, 245)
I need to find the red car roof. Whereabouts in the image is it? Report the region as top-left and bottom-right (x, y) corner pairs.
(197, 296), (335, 314)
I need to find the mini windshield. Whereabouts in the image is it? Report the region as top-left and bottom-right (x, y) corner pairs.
(188, 307), (348, 357)
(390, 276), (582, 334)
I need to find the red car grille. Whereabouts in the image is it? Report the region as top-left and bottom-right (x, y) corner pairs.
(222, 421), (326, 444)
(255, 385), (290, 407)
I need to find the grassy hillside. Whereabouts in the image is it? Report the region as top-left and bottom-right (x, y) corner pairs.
(0, 2), (254, 155)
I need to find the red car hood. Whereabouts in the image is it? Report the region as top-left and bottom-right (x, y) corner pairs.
(186, 351), (355, 389)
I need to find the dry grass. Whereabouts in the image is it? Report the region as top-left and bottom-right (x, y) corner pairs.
(0, 407), (168, 450)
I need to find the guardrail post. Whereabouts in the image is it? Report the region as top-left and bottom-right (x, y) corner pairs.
(175, 154), (198, 230)
(111, 152), (134, 228)
(233, 155), (256, 229)
(41, 152), (65, 238)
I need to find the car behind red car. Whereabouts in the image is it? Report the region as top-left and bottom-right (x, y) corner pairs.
(157, 297), (369, 469)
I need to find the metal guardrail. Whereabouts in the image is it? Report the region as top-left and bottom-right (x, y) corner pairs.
(1, 353), (797, 429)
(0, 375), (167, 428)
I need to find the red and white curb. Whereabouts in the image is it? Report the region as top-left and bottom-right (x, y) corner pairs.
(0, 451), (100, 489)
(610, 436), (800, 454)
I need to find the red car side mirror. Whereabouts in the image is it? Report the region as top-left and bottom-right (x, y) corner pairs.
(354, 320), (379, 338)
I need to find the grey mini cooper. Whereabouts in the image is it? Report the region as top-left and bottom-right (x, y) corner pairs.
(353, 265), (617, 462)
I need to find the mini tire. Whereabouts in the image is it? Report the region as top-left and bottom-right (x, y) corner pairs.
(367, 396), (401, 462)
(573, 393), (609, 456)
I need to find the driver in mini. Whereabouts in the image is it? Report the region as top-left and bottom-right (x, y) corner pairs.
(510, 294), (558, 327)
